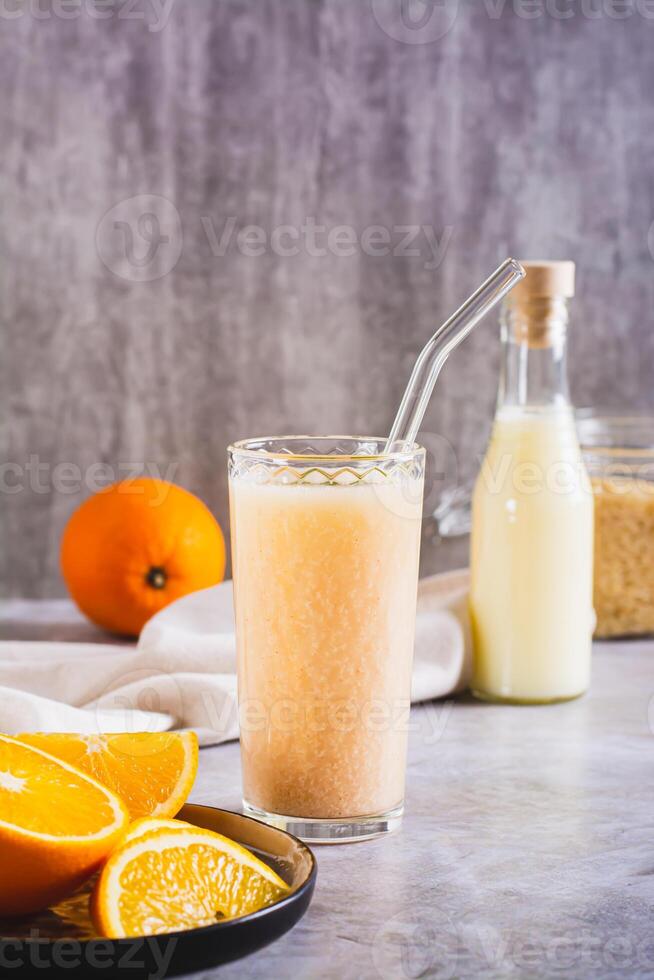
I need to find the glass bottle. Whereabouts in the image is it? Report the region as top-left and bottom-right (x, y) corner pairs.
(469, 261), (594, 704)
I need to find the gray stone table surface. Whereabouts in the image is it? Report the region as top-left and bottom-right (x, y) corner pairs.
(1, 601), (653, 979)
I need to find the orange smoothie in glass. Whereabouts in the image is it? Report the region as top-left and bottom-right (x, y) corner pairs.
(228, 437), (424, 842)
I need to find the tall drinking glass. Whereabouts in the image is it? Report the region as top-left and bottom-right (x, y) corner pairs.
(228, 437), (425, 843)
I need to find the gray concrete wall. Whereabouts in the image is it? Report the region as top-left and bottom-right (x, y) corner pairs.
(3, 0), (654, 596)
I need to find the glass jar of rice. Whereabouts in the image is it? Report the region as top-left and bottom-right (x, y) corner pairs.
(578, 411), (654, 638)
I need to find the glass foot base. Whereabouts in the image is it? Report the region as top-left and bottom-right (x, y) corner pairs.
(242, 801), (403, 844)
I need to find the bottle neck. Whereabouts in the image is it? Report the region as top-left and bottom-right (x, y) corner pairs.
(497, 296), (571, 412)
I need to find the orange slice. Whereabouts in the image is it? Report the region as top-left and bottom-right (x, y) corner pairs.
(0, 733), (129, 915)
(18, 732), (199, 820)
(91, 821), (290, 937)
(123, 816), (194, 842)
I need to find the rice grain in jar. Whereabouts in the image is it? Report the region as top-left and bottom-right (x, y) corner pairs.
(578, 412), (654, 638)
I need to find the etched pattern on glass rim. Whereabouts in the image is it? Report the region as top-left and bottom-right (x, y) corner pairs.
(228, 460), (424, 486)
(228, 438), (425, 487)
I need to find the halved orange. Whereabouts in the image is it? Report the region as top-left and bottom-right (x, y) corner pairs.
(0, 733), (129, 915)
(91, 820), (290, 937)
(18, 732), (198, 820)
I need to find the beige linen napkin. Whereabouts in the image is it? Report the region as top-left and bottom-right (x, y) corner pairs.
(0, 571), (471, 746)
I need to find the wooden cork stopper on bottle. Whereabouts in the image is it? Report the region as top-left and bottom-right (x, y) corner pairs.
(505, 260), (575, 348)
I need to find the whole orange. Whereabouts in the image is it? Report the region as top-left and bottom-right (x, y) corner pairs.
(61, 478), (225, 636)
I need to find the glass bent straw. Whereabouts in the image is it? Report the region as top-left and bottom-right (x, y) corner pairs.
(386, 258), (526, 451)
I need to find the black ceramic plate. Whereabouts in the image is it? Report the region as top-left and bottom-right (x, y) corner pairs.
(0, 803), (317, 977)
